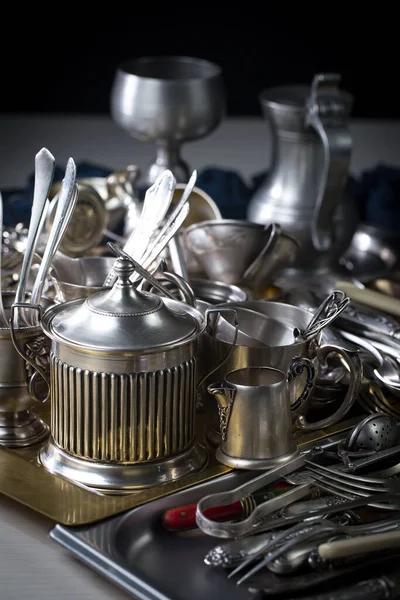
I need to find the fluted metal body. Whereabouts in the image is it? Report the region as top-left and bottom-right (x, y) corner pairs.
(50, 355), (196, 463)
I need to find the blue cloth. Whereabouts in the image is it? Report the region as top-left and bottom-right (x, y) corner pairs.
(2, 162), (400, 235)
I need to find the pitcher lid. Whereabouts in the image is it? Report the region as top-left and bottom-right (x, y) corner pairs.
(41, 255), (200, 352)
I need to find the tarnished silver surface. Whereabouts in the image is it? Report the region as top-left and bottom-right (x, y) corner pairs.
(184, 219), (274, 286)
(39, 437), (207, 492)
(111, 55), (225, 185)
(0, 291), (50, 446)
(208, 364), (314, 468)
(39, 254), (226, 490)
(42, 258), (202, 354)
(50, 470), (257, 600)
(247, 73), (357, 272)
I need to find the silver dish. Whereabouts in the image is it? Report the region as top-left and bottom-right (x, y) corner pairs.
(49, 431), (348, 600)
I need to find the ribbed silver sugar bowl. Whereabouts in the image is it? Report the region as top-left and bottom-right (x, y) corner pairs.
(38, 254), (213, 492)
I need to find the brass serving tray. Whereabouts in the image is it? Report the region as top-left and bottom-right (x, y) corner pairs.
(0, 402), (360, 526)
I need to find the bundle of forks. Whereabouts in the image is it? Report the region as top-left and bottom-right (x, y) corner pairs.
(198, 449), (400, 588)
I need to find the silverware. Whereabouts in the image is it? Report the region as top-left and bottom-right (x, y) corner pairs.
(204, 533), (276, 568)
(107, 243), (177, 301)
(163, 169), (198, 280)
(195, 454), (311, 538)
(103, 169), (176, 287)
(250, 492), (400, 540)
(229, 514), (400, 585)
(29, 158), (78, 323)
(317, 529), (400, 561)
(301, 460), (400, 514)
(135, 199), (190, 279)
(294, 290), (350, 342)
(13, 148), (55, 326)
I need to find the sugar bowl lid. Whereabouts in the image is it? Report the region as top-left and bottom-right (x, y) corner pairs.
(42, 255), (200, 352)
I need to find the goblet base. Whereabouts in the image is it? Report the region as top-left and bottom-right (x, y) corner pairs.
(145, 157), (190, 187)
(0, 410), (49, 448)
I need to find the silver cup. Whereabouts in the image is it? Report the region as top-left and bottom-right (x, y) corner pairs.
(110, 55), (225, 185)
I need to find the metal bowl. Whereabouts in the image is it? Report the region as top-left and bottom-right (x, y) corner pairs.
(189, 279), (248, 305)
(49, 254), (115, 302)
(184, 219), (272, 285)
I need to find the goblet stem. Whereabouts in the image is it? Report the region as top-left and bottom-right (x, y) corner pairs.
(145, 140), (190, 186)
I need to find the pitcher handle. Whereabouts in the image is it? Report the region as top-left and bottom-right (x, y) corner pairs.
(295, 341), (363, 431)
(305, 73), (353, 252)
(10, 303), (50, 403)
(288, 356), (316, 419)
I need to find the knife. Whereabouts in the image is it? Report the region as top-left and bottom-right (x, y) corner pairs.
(248, 492), (400, 536)
(317, 530), (400, 561)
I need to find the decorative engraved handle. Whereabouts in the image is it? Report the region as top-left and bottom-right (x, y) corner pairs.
(288, 356), (316, 419)
(295, 341), (362, 431)
(10, 304), (50, 403)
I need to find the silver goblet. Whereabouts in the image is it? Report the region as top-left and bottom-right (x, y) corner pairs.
(110, 55), (225, 185)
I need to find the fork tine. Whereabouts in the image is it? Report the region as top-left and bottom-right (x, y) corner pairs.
(306, 470), (370, 497)
(314, 478), (400, 511)
(305, 465), (389, 494)
(227, 520), (320, 580)
(311, 479), (358, 499)
(305, 459), (392, 486)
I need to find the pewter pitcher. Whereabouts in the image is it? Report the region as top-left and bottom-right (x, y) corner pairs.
(207, 361), (314, 470)
(247, 73), (358, 273)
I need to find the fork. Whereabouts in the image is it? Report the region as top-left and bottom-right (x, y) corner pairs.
(228, 513), (400, 586)
(304, 459), (400, 499)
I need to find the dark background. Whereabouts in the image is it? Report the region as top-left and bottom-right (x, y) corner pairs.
(0, 17), (398, 119)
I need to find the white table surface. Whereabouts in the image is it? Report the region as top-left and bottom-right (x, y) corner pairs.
(0, 114), (398, 600)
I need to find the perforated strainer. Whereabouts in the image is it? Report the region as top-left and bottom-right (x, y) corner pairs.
(345, 413), (400, 453)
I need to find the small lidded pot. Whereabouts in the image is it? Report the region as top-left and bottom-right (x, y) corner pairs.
(39, 255), (208, 492)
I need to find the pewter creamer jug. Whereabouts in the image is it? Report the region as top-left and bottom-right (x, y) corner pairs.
(247, 73), (358, 273)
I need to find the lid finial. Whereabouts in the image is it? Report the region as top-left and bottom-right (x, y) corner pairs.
(113, 256), (135, 284)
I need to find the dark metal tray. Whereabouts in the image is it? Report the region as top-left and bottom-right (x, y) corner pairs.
(50, 431), (348, 600)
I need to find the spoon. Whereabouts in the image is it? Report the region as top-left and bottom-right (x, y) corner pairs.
(134, 200), (190, 283)
(103, 169), (176, 288)
(134, 170), (197, 278)
(13, 148), (55, 327)
(0, 192), (7, 328)
(124, 169), (176, 261)
(29, 158), (78, 324)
